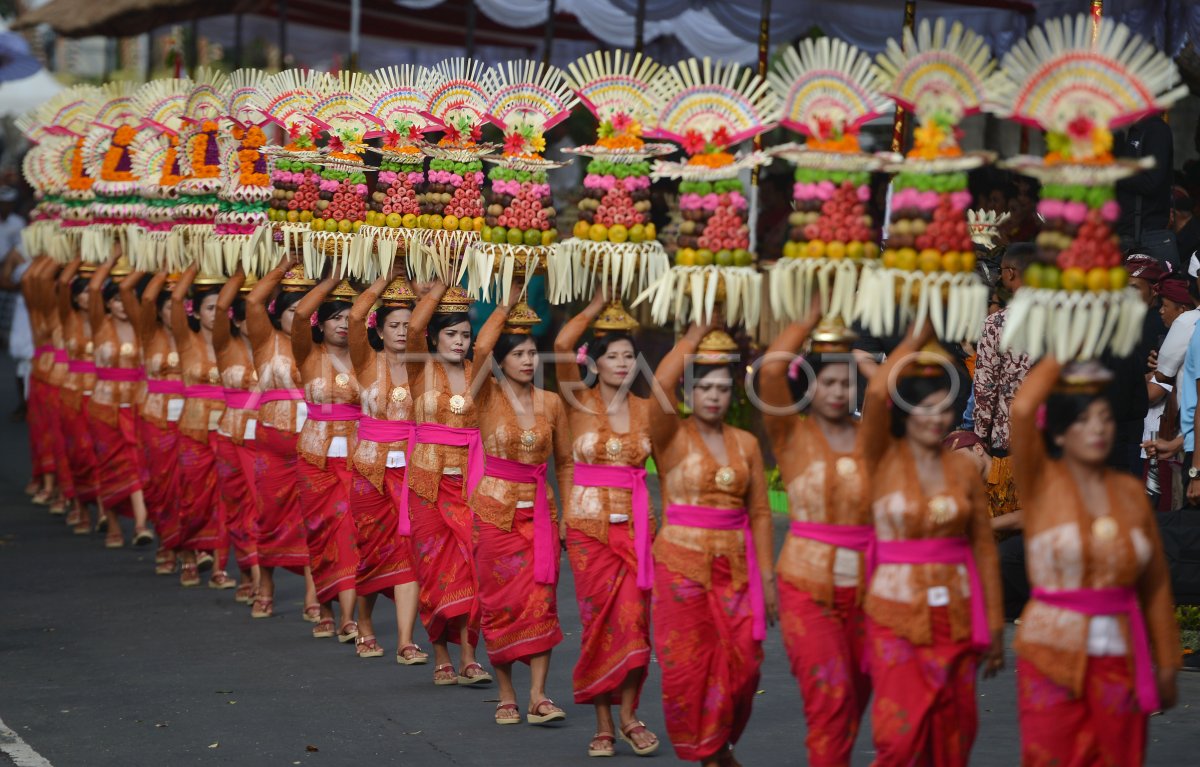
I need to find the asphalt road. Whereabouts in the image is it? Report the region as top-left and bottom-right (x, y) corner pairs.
(1, 391), (1197, 766)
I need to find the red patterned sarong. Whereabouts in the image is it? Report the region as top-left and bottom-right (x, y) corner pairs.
(350, 467), (416, 596)
(138, 418), (181, 547)
(867, 607), (978, 767)
(567, 525), (651, 705)
(215, 434), (260, 569)
(177, 432), (225, 558)
(252, 425), (308, 572)
(652, 557), (762, 762)
(474, 507), (562, 665)
(62, 396), (99, 504)
(297, 456), (357, 603)
(90, 406), (144, 511)
(44, 386), (74, 500)
(1017, 657), (1146, 766)
(779, 582), (871, 767)
(28, 378), (55, 478)
(408, 476), (479, 646)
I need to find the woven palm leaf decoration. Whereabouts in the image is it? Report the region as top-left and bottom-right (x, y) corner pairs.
(127, 78), (191, 272)
(25, 85), (101, 258)
(214, 68), (275, 277)
(856, 19), (995, 345)
(259, 69), (324, 273)
(467, 60), (578, 313)
(552, 50), (670, 311)
(81, 80), (141, 264)
(767, 36), (894, 344)
(176, 68), (230, 274)
(634, 57), (780, 334)
(991, 14), (1188, 361)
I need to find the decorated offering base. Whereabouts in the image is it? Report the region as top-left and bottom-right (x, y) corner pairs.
(348, 224), (408, 281)
(635, 265), (762, 329)
(368, 150), (424, 229)
(216, 123), (273, 275)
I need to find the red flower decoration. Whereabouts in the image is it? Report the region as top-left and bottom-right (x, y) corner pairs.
(443, 124), (462, 144)
(407, 124), (423, 141)
(611, 112), (632, 133)
(710, 126), (732, 149)
(814, 116), (835, 141)
(1067, 115), (1094, 140)
(308, 125), (322, 145)
(384, 129), (402, 147)
(503, 132), (527, 155)
(682, 130), (706, 155)
(328, 135), (345, 153)
(287, 124), (302, 140)
(470, 124), (482, 143)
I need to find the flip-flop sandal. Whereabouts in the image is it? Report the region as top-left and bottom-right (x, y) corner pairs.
(208, 572), (236, 590)
(433, 664), (459, 686)
(396, 644), (429, 665)
(104, 534), (124, 549)
(456, 662), (492, 686)
(312, 619), (335, 639)
(195, 552), (214, 572)
(527, 699), (566, 725)
(337, 621), (359, 643)
(494, 703), (521, 725)
(251, 597), (274, 619)
(133, 529), (154, 547)
(302, 605), (321, 623)
(356, 635), (384, 658)
(179, 564), (201, 588)
(234, 583), (255, 604)
(619, 720), (660, 756)
(588, 733), (616, 758)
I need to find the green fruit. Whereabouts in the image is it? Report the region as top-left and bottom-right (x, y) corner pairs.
(695, 249), (714, 266)
(506, 228), (524, 246)
(491, 226), (507, 244)
(324, 218), (339, 232)
(733, 249), (753, 267)
(1023, 263), (1044, 289)
(523, 229), (542, 247)
(715, 249), (734, 266)
(628, 224), (645, 244)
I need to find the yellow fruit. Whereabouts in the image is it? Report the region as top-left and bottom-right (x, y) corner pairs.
(695, 248), (714, 266)
(459, 216), (474, 232)
(882, 248), (898, 269)
(959, 251), (976, 273)
(805, 239), (826, 258)
(427, 214), (442, 230)
(918, 249), (941, 273)
(826, 241), (846, 260)
(541, 229), (556, 246)
(675, 248), (696, 266)
(895, 247), (917, 271)
(299, 210), (313, 223)
(783, 241), (799, 259)
(573, 220), (590, 239)
(644, 222), (656, 241)
(337, 219), (352, 234)
(473, 217), (485, 231)
(286, 210), (300, 223)
(442, 214), (459, 231)
(609, 224), (628, 244)
(1061, 267), (1087, 292)
(1086, 267), (1109, 292)
(846, 241), (864, 260)
(863, 242), (880, 259)
(588, 223), (608, 242)
(402, 213), (417, 228)
(1108, 266), (1128, 291)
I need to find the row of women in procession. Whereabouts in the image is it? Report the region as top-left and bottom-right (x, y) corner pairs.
(11, 10), (1191, 767)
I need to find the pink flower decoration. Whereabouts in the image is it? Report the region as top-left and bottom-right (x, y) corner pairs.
(367, 311), (377, 329)
(267, 298), (276, 314)
(184, 298), (194, 316)
(787, 354), (806, 381)
(1100, 200), (1120, 223)
(575, 343), (588, 365)
(1039, 199), (1065, 219)
(310, 311), (319, 327)
(856, 184), (871, 202)
(1035, 403), (1047, 431)
(227, 307), (234, 319)
(1063, 202), (1088, 225)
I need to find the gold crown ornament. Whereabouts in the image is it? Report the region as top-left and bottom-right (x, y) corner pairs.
(1053, 360), (1114, 395)
(591, 298), (639, 336)
(109, 255), (134, 278)
(898, 339), (956, 379)
(193, 271), (228, 287)
(434, 284), (474, 314)
(281, 262), (317, 291)
(325, 278), (359, 303)
(239, 272), (259, 294)
(504, 300), (540, 335)
(809, 316), (858, 354)
(380, 274), (417, 306)
(694, 327), (739, 365)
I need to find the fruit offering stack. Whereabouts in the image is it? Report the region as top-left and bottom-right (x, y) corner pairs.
(481, 166), (557, 248)
(216, 125), (271, 239)
(784, 170), (879, 261)
(419, 157), (486, 227)
(311, 165), (368, 235)
(674, 178), (752, 267)
(572, 158), (656, 246)
(881, 172), (975, 274)
(370, 154), (423, 228)
(268, 157), (321, 224)
(1027, 184), (1123, 292)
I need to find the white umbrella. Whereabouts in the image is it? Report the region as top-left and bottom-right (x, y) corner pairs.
(0, 68), (64, 117)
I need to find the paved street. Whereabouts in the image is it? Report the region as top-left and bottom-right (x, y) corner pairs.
(1, 397), (1197, 766)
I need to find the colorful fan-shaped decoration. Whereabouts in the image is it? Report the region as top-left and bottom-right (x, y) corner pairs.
(133, 77), (190, 136)
(484, 60), (577, 156)
(567, 50), (662, 133)
(772, 37), (891, 148)
(991, 15), (1188, 362)
(648, 57), (778, 156)
(423, 58), (490, 148)
(257, 68), (322, 151)
(32, 84), (102, 139)
(364, 65), (431, 150)
(226, 68), (268, 127)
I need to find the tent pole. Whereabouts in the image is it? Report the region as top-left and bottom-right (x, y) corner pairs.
(890, 0), (917, 153)
(466, 0), (477, 59)
(1090, 0), (1103, 42)
(542, 0), (557, 65)
(634, 0), (646, 54)
(349, 0), (361, 72)
(278, 0), (288, 68)
(749, 0), (771, 256)
(234, 13), (243, 70)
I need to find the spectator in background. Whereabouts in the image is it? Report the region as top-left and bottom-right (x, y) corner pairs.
(973, 242), (1035, 457)
(1172, 187), (1200, 267)
(1107, 253), (1166, 475)
(0, 186), (26, 352)
(1144, 277), (1197, 508)
(1007, 176), (1040, 244)
(1116, 113), (1178, 269)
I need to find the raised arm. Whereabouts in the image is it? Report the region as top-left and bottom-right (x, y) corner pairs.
(119, 270), (146, 333)
(550, 396), (574, 526)
(212, 270), (245, 357)
(759, 304), (821, 451)
(746, 437), (777, 626)
(55, 259), (82, 332)
(860, 323), (929, 471)
(349, 274), (387, 376)
(470, 302), (511, 410)
(405, 282), (446, 391)
(1009, 356), (1058, 502)
(137, 272), (169, 349)
(553, 290), (607, 389)
(87, 257), (115, 335)
(169, 264), (198, 353)
(246, 262), (286, 348)
(649, 323), (708, 451)
(291, 273), (338, 368)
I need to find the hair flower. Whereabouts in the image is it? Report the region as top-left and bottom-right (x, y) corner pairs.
(310, 311), (319, 327)
(575, 343), (589, 365)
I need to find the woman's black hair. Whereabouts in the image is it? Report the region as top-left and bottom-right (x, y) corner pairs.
(427, 311), (470, 353)
(686, 362), (737, 390)
(490, 332), (537, 372)
(368, 304), (411, 352)
(101, 279), (119, 305)
(889, 369), (963, 439)
(155, 288), (172, 317)
(70, 277), (89, 309)
(1042, 391), (1116, 459)
(311, 300), (352, 344)
(134, 273), (153, 300)
(229, 297), (246, 338)
(187, 287), (221, 332)
(269, 290), (306, 330)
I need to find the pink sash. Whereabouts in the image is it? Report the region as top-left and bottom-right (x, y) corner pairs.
(574, 462), (653, 590)
(358, 417), (414, 444)
(789, 521), (874, 551)
(1033, 587), (1160, 713)
(483, 455), (556, 585)
(303, 402), (361, 422)
(96, 367), (145, 383)
(68, 361), (97, 375)
(53, 349), (69, 364)
(869, 537), (990, 651)
(224, 389), (260, 410)
(185, 384), (225, 400)
(146, 379), (184, 395)
(666, 504), (766, 641)
(257, 388), (305, 405)
(400, 423), (485, 536)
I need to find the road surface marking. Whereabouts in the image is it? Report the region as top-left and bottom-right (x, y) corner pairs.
(0, 717), (54, 767)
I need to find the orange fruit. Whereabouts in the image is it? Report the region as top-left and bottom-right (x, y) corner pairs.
(1108, 267), (1128, 291)
(573, 220), (590, 239)
(675, 248), (696, 266)
(826, 241), (846, 260)
(805, 239), (826, 258)
(959, 251), (976, 273)
(1086, 267), (1109, 292)
(882, 248), (898, 269)
(1061, 267), (1087, 292)
(918, 249), (941, 273)
(895, 247), (917, 271)
(941, 251), (960, 272)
